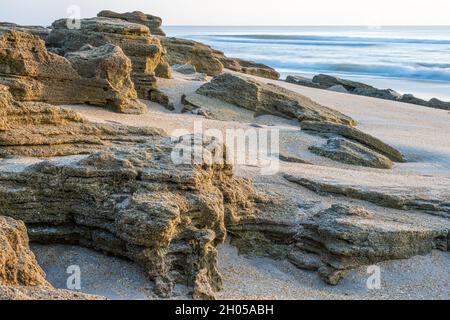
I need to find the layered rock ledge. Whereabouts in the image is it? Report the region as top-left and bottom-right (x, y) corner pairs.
(47, 17), (166, 99)
(0, 31), (146, 114)
(0, 86), (256, 299)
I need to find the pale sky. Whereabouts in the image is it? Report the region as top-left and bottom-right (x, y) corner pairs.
(1, 0), (449, 26)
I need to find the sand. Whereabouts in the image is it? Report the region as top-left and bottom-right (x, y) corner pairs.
(23, 71), (450, 300)
(31, 243), (449, 300)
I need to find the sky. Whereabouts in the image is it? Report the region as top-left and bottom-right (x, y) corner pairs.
(1, 0), (449, 26)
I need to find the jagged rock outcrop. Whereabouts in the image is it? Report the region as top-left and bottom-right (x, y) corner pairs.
(309, 137), (393, 169)
(160, 37), (279, 79)
(0, 216), (48, 287)
(0, 31), (146, 114)
(149, 89), (174, 110)
(0, 84), (156, 157)
(95, 10), (278, 80)
(47, 17), (166, 98)
(220, 57), (280, 80)
(301, 121), (405, 162)
(159, 37), (224, 77)
(0, 215), (104, 300)
(0, 87), (256, 299)
(0, 22), (50, 40)
(98, 10), (166, 36)
(195, 73), (355, 125)
(285, 75), (323, 89)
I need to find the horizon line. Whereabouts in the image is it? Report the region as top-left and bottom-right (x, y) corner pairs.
(163, 24), (450, 27)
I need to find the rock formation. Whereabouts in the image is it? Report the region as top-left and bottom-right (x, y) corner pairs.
(98, 10), (166, 36)
(301, 121), (405, 162)
(309, 137), (394, 169)
(0, 22), (50, 40)
(0, 31), (146, 114)
(294, 204), (449, 284)
(228, 173), (449, 286)
(195, 73), (355, 125)
(160, 37), (280, 79)
(0, 85), (256, 299)
(0, 216), (48, 287)
(287, 73), (450, 111)
(0, 215), (102, 300)
(47, 17), (167, 98)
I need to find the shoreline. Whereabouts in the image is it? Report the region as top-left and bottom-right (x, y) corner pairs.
(280, 71), (450, 102)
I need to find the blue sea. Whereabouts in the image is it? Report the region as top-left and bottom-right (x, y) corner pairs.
(165, 26), (450, 101)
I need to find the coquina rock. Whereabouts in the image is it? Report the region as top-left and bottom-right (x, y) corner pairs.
(96, 10), (278, 80)
(287, 73), (450, 111)
(160, 37), (279, 79)
(0, 86), (256, 299)
(195, 73), (355, 125)
(0, 215), (104, 300)
(228, 175), (449, 286)
(158, 37), (224, 77)
(296, 204), (449, 284)
(47, 17), (166, 98)
(301, 121), (405, 162)
(0, 31), (146, 114)
(309, 137), (394, 169)
(0, 216), (48, 287)
(98, 10), (166, 36)
(220, 57), (280, 80)
(0, 22), (50, 41)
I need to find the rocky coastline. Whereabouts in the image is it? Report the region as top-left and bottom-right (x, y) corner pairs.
(0, 10), (448, 300)
(286, 74), (450, 111)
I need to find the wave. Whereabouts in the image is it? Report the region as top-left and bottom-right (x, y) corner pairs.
(250, 61), (450, 82)
(208, 37), (377, 47)
(207, 34), (450, 46)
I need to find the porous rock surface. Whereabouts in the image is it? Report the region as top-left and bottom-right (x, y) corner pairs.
(47, 17), (166, 98)
(98, 10), (166, 36)
(160, 37), (280, 79)
(0, 86), (256, 299)
(195, 73), (355, 125)
(0, 22), (50, 40)
(0, 31), (145, 114)
(0, 215), (102, 300)
(295, 204), (449, 284)
(309, 137), (394, 169)
(0, 216), (48, 287)
(301, 121), (405, 163)
(228, 176), (449, 286)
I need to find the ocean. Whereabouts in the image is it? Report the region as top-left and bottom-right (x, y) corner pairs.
(165, 26), (450, 101)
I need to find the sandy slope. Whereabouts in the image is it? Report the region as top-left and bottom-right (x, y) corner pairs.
(33, 70), (450, 300)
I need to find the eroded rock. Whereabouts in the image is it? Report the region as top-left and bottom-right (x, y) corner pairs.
(160, 37), (279, 79)
(47, 17), (165, 98)
(98, 10), (166, 36)
(301, 120), (405, 162)
(195, 73), (356, 125)
(0, 216), (48, 287)
(0, 88), (256, 299)
(0, 31), (145, 114)
(309, 137), (393, 169)
(296, 205), (448, 284)
(0, 22), (50, 41)
(0, 215), (104, 300)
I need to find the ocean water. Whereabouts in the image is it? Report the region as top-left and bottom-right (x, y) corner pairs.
(165, 26), (450, 101)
